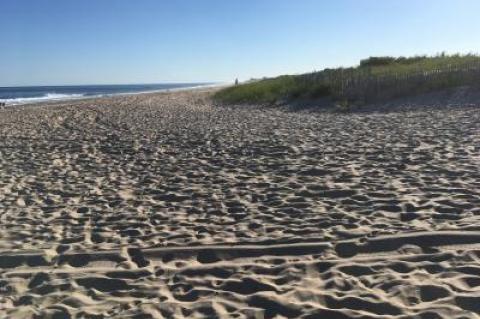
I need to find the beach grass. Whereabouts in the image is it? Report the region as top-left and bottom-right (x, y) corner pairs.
(214, 53), (480, 106)
(214, 76), (331, 104)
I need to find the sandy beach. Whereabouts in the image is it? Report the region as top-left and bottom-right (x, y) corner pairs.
(1, 88), (480, 318)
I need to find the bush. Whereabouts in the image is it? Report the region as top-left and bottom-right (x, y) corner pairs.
(360, 56), (396, 67)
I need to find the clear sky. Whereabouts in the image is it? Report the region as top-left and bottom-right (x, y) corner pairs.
(1, 0), (479, 86)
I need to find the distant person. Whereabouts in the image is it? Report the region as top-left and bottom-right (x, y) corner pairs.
(235, 78), (239, 86)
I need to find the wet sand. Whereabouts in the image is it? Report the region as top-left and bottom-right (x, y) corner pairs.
(0, 88), (480, 318)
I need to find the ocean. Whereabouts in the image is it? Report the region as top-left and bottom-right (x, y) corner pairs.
(0, 83), (213, 106)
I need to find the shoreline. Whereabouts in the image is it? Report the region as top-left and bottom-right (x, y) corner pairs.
(0, 82), (226, 107)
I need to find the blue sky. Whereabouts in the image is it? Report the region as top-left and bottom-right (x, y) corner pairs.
(1, 0), (479, 86)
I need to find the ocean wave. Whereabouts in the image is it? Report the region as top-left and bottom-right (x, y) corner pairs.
(0, 83), (220, 106)
(1, 93), (85, 106)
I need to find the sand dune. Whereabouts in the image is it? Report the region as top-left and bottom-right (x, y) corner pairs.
(0, 89), (480, 318)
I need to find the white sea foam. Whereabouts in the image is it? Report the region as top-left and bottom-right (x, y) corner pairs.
(0, 83), (223, 107)
(2, 93), (85, 106)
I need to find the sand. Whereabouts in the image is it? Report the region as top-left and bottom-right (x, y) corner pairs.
(0, 88), (479, 318)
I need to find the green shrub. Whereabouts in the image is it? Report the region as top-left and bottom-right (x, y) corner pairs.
(360, 56), (396, 67)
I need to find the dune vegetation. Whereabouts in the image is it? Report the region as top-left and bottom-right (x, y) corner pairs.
(214, 53), (480, 107)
